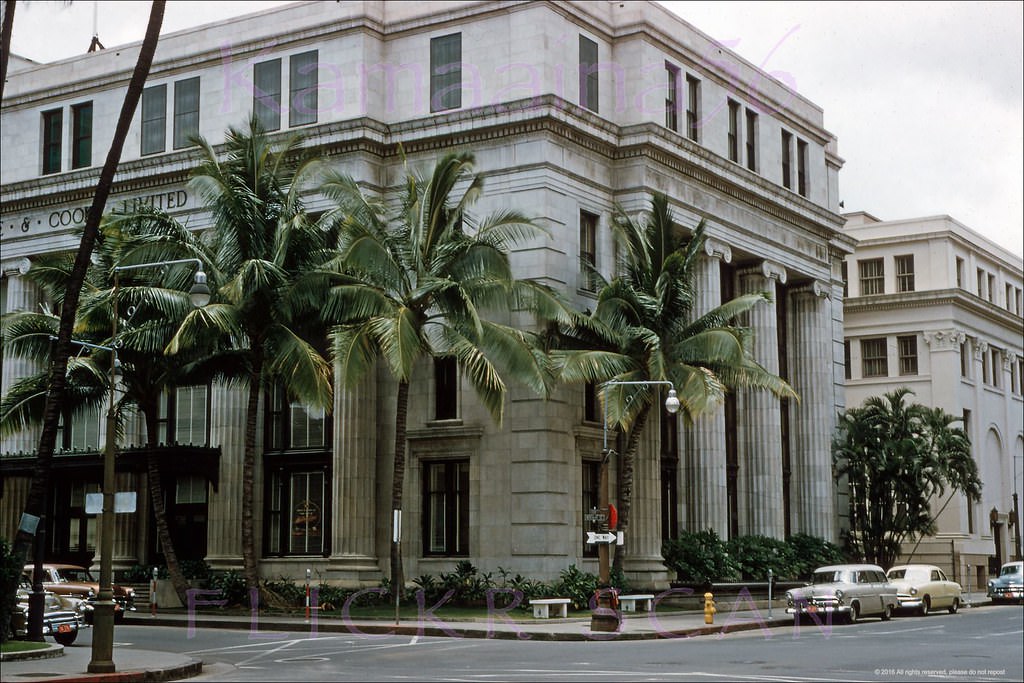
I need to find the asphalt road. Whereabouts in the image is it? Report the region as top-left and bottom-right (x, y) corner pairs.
(77, 604), (1023, 682)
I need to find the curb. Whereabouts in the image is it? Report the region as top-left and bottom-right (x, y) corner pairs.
(1, 642), (64, 662)
(19, 660), (204, 683)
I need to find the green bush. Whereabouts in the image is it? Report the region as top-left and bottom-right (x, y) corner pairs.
(1, 539), (22, 643)
(726, 535), (797, 580)
(207, 570), (247, 607)
(553, 565), (598, 610)
(262, 577), (305, 607)
(662, 529), (738, 584)
(787, 533), (846, 580)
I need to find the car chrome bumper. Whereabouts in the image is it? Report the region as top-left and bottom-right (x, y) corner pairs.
(786, 605), (849, 615)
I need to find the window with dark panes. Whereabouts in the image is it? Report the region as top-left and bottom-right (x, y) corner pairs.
(898, 335), (918, 375)
(960, 341), (969, 378)
(844, 339), (851, 380)
(434, 356), (458, 420)
(254, 58), (282, 131)
(745, 108), (758, 172)
(895, 254), (915, 292)
(841, 261), (849, 298)
(430, 34), (461, 113)
(582, 459), (600, 557)
(158, 385), (209, 446)
(664, 63), (679, 132)
(861, 338), (888, 377)
(173, 77), (200, 149)
(797, 139), (808, 196)
(781, 130), (792, 189)
(579, 35), (599, 112)
(266, 384), (326, 450)
(583, 382), (599, 423)
(57, 404), (102, 452)
(955, 257), (964, 288)
(42, 108), (63, 174)
(579, 210), (598, 292)
(141, 84), (166, 155)
(71, 102), (92, 169)
(290, 50), (318, 126)
(859, 258), (884, 295)
(727, 100), (740, 162)
(686, 74), (700, 142)
(266, 468), (327, 556)
(423, 460), (469, 556)
(990, 348), (1001, 388)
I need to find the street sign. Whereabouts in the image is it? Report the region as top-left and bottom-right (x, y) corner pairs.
(586, 531), (617, 544)
(85, 492), (137, 514)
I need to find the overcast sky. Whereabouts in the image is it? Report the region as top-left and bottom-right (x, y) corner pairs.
(6, 0), (1023, 258)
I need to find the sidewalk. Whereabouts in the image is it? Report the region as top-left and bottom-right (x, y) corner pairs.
(1, 592), (994, 683)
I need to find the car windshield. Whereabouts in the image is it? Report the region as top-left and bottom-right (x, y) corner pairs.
(57, 568), (95, 582)
(887, 569), (906, 579)
(812, 571), (843, 584)
(1000, 564), (1021, 577)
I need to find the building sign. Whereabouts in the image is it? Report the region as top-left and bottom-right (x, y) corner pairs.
(292, 499), (321, 539)
(3, 188), (191, 241)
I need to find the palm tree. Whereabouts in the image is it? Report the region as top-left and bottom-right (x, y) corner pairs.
(554, 192), (795, 574)
(317, 151), (558, 597)
(165, 116), (334, 590)
(833, 388), (981, 568)
(2, 1), (166, 626)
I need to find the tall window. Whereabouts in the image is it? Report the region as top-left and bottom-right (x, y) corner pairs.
(253, 58), (282, 131)
(583, 382), (599, 423)
(685, 74), (700, 141)
(579, 35), (599, 112)
(858, 258), (884, 295)
(744, 109), (758, 172)
(990, 348), (1001, 388)
(141, 84), (166, 155)
(987, 274), (996, 303)
(266, 385), (326, 450)
(42, 108), (63, 174)
(1006, 284), (1014, 313)
(289, 50), (319, 126)
(60, 405), (102, 451)
(423, 460), (469, 556)
(844, 339), (851, 380)
(861, 338), (888, 377)
(960, 341), (969, 378)
(71, 102), (92, 169)
(977, 268), (985, 299)
(434, 356), (458, 420)
(955, 257), (964, 288)
(727, 100), (740, 162)
(664, 63), (679, 132)
(429, 34), (461, 113)
(1017, 357), (1024, 395)
(797, 139), (808, 196)
(579, 210), (598, 292)
(781, 130), (792, 190)
(895, 255), (915, 292)
(898, 335), (918, 375)
(582, 459), (600, 557)
(982, 345), (991, 384)
(158, 385), (209, 446)
(266, 469), (326, 556)
(841, 261), (849, 298)
(173, 77), (200, 149)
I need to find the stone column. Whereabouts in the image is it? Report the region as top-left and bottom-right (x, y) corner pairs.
(787, 280), (835, 540)
(685, 239), (731, 536)
(624, 415), (673, 588)
(2, 258), (42, 454)
(328, 369), (381, 584)
(204, 381), (246, 569)
(737, 261), (785, 538)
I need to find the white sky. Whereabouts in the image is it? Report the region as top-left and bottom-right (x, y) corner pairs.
(6, 0), (1023, 258)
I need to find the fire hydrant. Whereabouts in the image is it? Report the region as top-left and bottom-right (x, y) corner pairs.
(703, 592), (716, 624)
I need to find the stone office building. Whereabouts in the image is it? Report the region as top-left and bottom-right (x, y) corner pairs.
(843, 212), (1024, 587)
(1, 0), (853, 588)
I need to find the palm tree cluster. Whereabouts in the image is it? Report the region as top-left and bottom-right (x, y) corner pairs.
(2, 116), (788, 595)
(833, 387), (982, 569)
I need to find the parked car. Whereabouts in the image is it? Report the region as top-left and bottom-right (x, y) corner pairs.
(23, 563), (136, 622)
(10, 581), (88, 646)
(986, 560), (1024, 603)
(886, 564), (962, 615)
(785, 564), (898, 623)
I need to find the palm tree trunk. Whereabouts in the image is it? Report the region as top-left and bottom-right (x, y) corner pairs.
(390, 379), (410, 601)
(612, 406), (650, 575)
(0, 0), (15, 102)
(242, 360), (263, 591)
(1, 0), (165, 628)
(140, 400), (191, 605)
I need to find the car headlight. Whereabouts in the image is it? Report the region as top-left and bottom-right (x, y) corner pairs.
(834, 589), (844, 602)
(909, 587), (917, 595)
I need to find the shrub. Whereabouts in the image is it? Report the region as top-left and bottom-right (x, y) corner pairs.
(725, 535), (797, 580)
(0, 539), (21, 643)
(786, 533), (846, 580)
(262, 577), (305, 608)
(662, 529), (738, 584)
(553, 565), (598, 610)
(207, 570), (247, 607)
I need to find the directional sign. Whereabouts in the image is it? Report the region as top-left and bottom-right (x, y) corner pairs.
(586, 531), (617, 544)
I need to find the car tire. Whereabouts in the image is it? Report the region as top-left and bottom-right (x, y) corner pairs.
(881, 603), (893, 621)
(919, 597), (930, 616)
(54, 630), (77, 646)
(848, 603), (859, 624)
(948, 598), (959, 614)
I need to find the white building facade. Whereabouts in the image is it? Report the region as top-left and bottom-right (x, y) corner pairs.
(843, 212), (1024, 589)
(1, 0), (853, 588)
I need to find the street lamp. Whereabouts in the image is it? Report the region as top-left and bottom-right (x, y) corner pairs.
(88, 258), (209, 674)
(591, 379), (679, 633)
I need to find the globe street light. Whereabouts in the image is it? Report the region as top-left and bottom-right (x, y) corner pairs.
(88, 258), (209, 674)
(591, 379), (679, 633)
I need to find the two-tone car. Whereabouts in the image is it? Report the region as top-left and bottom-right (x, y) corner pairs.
(10, 581), (88, 646)
(987, 560), (1024, 603)
(886, 564), (962, 615)
(785, 564), (899, 623)
(23, 563), (136, 623)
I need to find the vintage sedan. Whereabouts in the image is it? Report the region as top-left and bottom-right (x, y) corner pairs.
(23, 563), (136, 622)
(10, 582), (88, 646)
(786, 564), (898, 623)
(986, 560), (1024, 603)
(886, 564), (962, 615)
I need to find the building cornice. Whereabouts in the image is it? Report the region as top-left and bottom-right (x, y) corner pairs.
(844, 288), (1024, 331)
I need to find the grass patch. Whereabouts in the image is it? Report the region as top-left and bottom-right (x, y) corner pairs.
(1, 639), (51, 654)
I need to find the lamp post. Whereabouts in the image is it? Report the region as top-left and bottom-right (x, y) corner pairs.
(1013, 455), (1022, 562)
(591, 379), (679, 633)
(88, 258), (209, 674)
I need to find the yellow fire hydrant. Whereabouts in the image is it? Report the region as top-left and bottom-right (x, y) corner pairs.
(703, 592), (716, 624)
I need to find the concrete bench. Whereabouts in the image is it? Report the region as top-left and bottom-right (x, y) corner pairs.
(618, 594), (654, 612)
(529, 598), (571, 618)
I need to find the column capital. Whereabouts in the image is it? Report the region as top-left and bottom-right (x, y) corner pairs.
(703, 238), (732, 264)
(974, 339), (988, 358)
(2, 257), (32, 276)
(923, 329), (966, 350)
(791, 279), (831, 300)
(739, 260), (787, 284)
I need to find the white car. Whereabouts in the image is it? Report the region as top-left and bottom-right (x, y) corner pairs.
(785, 564), (899, 623)
(886, 564), (962, 615)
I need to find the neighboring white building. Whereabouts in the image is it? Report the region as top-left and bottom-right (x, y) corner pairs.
(843, 212), (1024, 589)
(1, 0), (853, 588)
